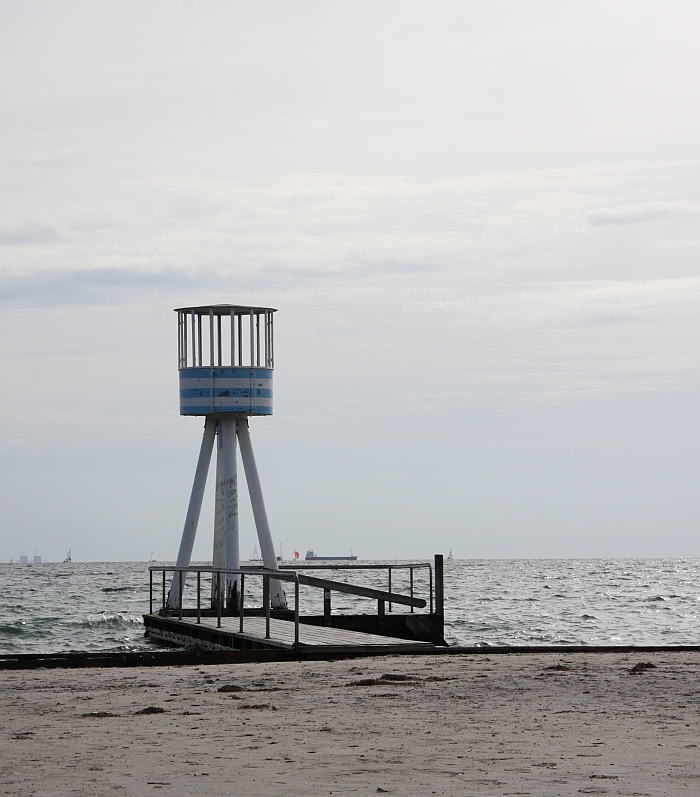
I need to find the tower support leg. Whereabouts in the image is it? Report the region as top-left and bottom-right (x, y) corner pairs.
(210, 422), (226, 608)
(222, 417), (240, 613)
(237, 418), (287, 609)
(167, 417), (217, 609)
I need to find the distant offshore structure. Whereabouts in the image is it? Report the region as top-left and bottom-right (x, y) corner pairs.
(305, 549), (357, 561)
(10, 549), (41, 564)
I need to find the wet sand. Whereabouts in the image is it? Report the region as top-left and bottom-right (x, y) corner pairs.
(1, 650), (698, 796)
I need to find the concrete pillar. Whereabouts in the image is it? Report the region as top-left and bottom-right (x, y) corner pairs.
(221, 417), (240, 612)
(167, 417), (217, 609)
(236, 419), (287, 609)
(210, 422), (226, 608)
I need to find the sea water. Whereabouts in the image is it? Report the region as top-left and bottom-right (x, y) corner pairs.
(0, 558), (698, 654)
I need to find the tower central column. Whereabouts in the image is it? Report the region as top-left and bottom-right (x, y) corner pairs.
(221, 417), (240, 611)
(210, 423), (225, 608)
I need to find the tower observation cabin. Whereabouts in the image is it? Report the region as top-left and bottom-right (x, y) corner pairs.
(176, 304), (275, 416)
(169, 305), (286, 612)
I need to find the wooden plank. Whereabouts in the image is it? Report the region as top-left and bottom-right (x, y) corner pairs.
(177, 615), (429, 648)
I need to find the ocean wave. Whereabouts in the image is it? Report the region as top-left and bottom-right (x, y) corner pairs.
(82, 613), (144, 628)
(0, 623), (27, 636)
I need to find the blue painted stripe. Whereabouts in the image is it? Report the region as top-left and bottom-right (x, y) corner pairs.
(219, 388), (272, 398)
(180, 395), (273, 404)
(182, 393), (272, 402)
(179, 378), (269, 389)
(214, 388), (253, 397)
(180, 379), (272, 390)
(180, 406), (273, 415)
(179, 367), (273, 379)
(179, 388), (274, 399)
(181, 388), (247, 399)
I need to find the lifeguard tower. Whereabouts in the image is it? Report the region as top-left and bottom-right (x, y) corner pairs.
(145, 303), (445, 653)
(167, 305), (287, 611)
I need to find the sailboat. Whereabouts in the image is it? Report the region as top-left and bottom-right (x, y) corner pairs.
(149, 550), (157, 563)
(277, 542), (283, 562)
(252, 544), (261, 561)
(63, 548), (72, 563)
(447, 549), (453, 560)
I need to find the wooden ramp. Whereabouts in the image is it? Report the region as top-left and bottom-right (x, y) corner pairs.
(144, 613), (434, 653)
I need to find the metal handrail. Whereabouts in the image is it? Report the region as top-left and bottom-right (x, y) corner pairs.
(279, 561), (433, 615)
(150, 566), (301, 644)
(293, 572), (425, 608)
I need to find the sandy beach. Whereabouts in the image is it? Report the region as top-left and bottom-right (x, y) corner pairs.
(1, 650), (698, 796)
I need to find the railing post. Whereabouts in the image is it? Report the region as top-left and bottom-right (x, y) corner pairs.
(197, 570), (201, 624)
(217, 571), (222, 628)
(435, 554), (444, 615)
(410, 567), (414, 613)
(323, 589), (331, 626)
(294, 574), (299, 646)
(178, 569), (183, 620)
(264, 574), (270, 638)
(239, 572), (245, 634)
(378, 598), (385, 628)
(429, 564), (433, 615)
(149, 569), (153, 615)
(388, 567), (392, 613)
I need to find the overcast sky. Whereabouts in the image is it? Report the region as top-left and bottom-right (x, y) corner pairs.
(1, 2), (699, 562)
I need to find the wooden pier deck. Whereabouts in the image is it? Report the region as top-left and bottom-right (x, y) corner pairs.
(144, 613), (434, 653)
(145, 559), (445, 654)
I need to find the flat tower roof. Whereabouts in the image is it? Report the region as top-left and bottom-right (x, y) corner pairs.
(174, 304), (277, 315)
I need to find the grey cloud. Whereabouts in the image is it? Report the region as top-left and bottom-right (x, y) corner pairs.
(0, 259), (436, 309)
(0, 223), (61, 246)
(0, 268), (199, 309)
(586, 201), (699, 226)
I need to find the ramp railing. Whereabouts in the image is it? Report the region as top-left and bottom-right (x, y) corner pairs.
(149, 565), (427, 646)
(279, 561), (434, 614)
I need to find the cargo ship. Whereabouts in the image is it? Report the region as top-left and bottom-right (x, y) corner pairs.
(305, 549), (357, 561)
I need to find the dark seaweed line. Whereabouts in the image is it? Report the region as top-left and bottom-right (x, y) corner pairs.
(1, 644), (700, 670)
